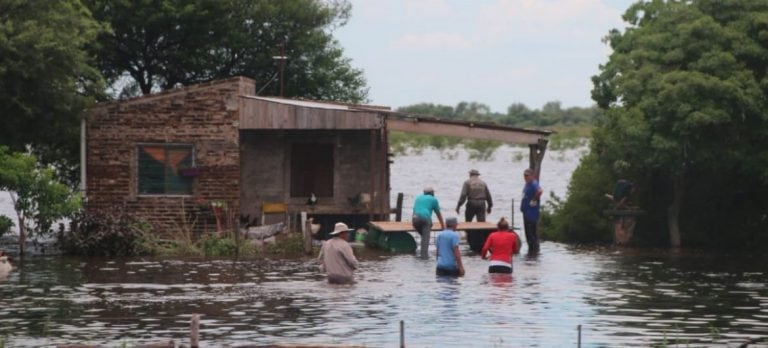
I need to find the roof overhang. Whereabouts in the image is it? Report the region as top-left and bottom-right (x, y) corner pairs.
(383, 113), (551, 145)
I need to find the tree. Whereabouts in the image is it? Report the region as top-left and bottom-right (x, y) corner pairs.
(0, 0), (105, 184)
(87, 0), (368, 102)
(589, 0), (768, 247)
(0, 147), (81, 256)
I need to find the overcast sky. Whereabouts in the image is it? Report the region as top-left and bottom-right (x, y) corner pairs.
(335, 0), (636, 113)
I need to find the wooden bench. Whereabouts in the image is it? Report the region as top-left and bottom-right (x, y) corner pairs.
(366, 221), (497, 253)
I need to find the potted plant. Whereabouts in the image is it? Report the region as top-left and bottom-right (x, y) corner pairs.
(179, 164), (200, 177)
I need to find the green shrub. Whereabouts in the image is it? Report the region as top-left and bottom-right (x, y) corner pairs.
(61, 209), (154, 256)
(265, 233), (306, 255)
(540, 153), (613, 243)
(198, 233), (238, 257)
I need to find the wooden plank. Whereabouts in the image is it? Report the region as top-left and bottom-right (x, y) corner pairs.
(369, 221), (495, 232)
(386, 119), (546, 145)
(240, 98), (383, 130)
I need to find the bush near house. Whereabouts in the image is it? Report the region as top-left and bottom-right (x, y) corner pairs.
(61, 209), (154, 256)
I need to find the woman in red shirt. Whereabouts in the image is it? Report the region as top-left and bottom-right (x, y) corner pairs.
(480, 218), (520, 273)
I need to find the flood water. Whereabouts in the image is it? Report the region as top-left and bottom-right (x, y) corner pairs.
(1, 146), (767, 347)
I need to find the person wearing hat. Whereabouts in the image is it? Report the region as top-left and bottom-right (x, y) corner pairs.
(435, 217), (465, 277)
(412, 187), (445, 259)
(317, 222), (359, 284)
(520, 168), (543, 253)
(456, 169), (493, 222)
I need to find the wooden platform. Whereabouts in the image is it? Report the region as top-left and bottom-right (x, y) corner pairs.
(366, 221), (497, 253)
(368, 221), (495, 232)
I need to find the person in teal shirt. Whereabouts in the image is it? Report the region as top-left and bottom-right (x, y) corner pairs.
(412, 187), (445, 259)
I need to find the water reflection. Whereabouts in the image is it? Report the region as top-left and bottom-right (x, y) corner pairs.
(2, 245), (767, 347)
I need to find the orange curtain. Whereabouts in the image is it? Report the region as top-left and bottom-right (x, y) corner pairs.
(142, 147), (166, 163)
(166, 148), (190, 172)
(142, 146), (190, 172)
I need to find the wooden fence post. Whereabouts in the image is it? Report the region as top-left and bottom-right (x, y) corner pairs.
(190, 314), (200, 348)
(304, 217), (313, 255)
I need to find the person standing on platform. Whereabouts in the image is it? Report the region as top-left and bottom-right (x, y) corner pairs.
(520, 168), (543, 253)
(435, 217), (465, 277)
(480, 217), (520, 273)
(318, 222), (359, 284)
(412, 187), (445, 259)
(456, 169), (493, 222)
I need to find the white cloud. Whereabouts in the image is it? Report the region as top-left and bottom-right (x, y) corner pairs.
(479, 0), (621, 41)
(390, 32), (473, 50)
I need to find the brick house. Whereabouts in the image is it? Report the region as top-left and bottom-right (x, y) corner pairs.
(84, 77), (550, 238)
(85, 77), (391, 237)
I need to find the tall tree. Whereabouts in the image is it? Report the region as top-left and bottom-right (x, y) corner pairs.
(591, 0), (768, 247)
(87, 0), (368, 102)
(0, 0), (105, 183)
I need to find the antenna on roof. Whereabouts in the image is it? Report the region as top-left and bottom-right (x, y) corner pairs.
(272, 40), (288, 97)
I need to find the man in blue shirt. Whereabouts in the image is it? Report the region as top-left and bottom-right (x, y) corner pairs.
(435, 217), (465, 277)
(520, 168), (543, 253)
(412, 187), (445, 259)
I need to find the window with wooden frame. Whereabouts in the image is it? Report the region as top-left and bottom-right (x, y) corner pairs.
(290, 143), (334, 197)
(137, 144), (195, 195)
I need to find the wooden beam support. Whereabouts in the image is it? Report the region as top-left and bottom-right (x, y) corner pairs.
(528, 138), (548, 180)
(387, 118), (547, 145)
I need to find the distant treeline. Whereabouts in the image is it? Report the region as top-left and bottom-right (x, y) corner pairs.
(398, 101), (602, 128)
(390, 101), (600, 157)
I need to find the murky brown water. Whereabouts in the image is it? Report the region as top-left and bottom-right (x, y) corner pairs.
(1, 146), (767, 347)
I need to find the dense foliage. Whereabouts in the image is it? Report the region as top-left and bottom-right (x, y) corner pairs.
(86, 0), (368, 102)
(548, 0), (768, 248)
(0, 0), (105, 184)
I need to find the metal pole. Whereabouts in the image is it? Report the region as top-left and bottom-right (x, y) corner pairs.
(400, 320), (405, 348)
(510, 198), (515, 228)
(279, 42), (286, 97)
(577, 324), (581, 348)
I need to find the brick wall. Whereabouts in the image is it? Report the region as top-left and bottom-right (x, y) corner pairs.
(86, 77), (254, 237)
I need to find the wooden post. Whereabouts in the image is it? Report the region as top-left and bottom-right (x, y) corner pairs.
(303, 217), (313, 255)
(394, 192), (403, 222)
(400, 320), (405, 348)
(528, 138), (548, 180)
(510, 198), (515, 228)
(369, 129), (376, 222)
(190, 314), (200, 348)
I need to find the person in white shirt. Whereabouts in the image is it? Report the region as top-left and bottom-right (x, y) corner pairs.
(318, 222), (359, 284)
